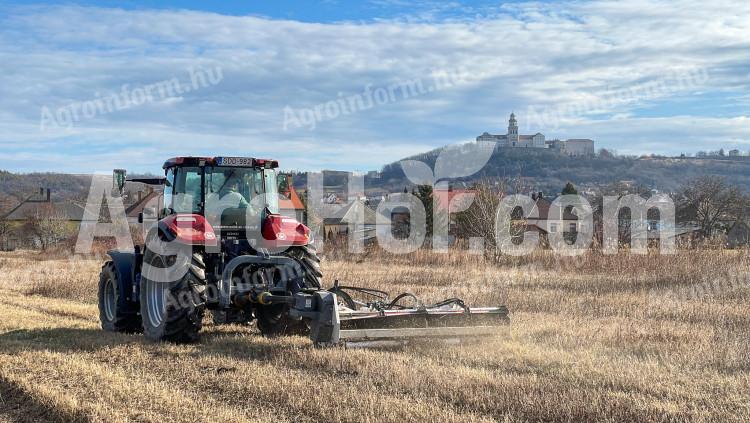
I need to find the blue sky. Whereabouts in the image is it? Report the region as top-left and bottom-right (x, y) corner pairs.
(1, 0), (749, 173)
(16, 0), (535, 22)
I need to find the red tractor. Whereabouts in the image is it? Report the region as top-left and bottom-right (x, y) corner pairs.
(99, 156), (508, 345)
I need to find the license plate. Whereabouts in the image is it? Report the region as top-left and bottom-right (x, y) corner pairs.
(216, 157), (254, 167)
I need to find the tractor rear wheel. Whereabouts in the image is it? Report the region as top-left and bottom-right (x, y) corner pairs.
(255, 244), (323, 337)
(140, 247), (206, 343)
(98, 261), (141, 333)
(286, 245), (322, 289)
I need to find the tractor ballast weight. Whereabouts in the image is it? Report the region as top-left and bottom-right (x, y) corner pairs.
(98, 156), (509, 345)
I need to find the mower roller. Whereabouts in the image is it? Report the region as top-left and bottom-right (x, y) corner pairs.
(316, 283), (509, 345)
(98, 156), (509, 346)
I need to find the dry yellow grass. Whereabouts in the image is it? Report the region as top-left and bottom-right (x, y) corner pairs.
(1, 248), (749, 422)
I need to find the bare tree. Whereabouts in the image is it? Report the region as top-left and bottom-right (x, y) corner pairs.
(455, 180), (507, 253)
(24, 205), (69, 250)
(0, 216), (10, 250)
(589, 181), (653, 248)
(0, 193), (16, 251)
(598, 148), (616, 159)
(677, 175), (749, 238)
(413, 184), (449, 241)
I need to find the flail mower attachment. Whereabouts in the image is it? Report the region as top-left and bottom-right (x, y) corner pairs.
(291, 282), (510, 346)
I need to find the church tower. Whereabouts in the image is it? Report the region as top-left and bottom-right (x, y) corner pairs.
(507, 112), (519, 145)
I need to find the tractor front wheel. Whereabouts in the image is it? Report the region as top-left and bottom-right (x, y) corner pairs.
(98, 261), (141, 333)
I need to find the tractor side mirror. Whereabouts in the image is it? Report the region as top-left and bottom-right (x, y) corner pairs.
(113, 168), (127, 196)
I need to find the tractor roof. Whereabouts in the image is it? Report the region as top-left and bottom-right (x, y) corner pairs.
(162, 156), (279, 169)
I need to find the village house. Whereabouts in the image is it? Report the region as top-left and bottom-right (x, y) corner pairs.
(433, 187), (476, 240)
(1, 188), (88, 250)
(123, 182), (163, 224)
(278, 174), (306, 223)
(321, 198), (379, 244)
(525, 192), (582, 237)
(727, 220), (750, 248)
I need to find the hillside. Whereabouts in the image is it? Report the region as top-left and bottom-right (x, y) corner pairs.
(0, 171), (91, 204)
(3, 148), (750, 213)
(0, 171), (93, 215)
(0, 171), (162, 215)
(374, 147), (750, 194)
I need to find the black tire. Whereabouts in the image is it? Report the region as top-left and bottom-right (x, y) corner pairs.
(98, 261), (141, 333)
(140, 246), (207, 343)
(255, 244), (323, 337)
(286, 245), (322, 289)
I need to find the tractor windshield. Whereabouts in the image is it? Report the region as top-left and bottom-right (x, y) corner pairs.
(204, 167), (279, 215)
(168, 166), (279, 215)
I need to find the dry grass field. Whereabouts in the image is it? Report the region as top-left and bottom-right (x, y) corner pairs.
(1, 248), (749, 422)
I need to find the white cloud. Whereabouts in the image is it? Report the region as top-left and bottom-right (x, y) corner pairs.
(0, 1), (749, 173)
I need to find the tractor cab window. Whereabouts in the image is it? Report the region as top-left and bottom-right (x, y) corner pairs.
(171, 167), (203, 213)
(162, 168), (175, 216)
(263, 169), (279, 214)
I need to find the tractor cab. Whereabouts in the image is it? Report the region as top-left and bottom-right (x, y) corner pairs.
(161, 157), (276, 241)
(113, 155), (311, 255)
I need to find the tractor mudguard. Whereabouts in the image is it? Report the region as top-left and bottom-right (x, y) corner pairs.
(107, 250), (141, 310)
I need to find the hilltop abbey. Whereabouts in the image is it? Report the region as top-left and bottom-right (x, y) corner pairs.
(477, 113), (595, 157)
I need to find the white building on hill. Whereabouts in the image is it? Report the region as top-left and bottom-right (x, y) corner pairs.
(477, 113), (545, 148)
(562, 138), (596, 156)
(477, 113), (595, 156)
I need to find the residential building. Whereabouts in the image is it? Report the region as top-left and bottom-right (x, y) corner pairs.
(525, 193), (581, 237)
(728, 220), (750, 248)
(1, 188), (90, 250)
(278, 174), (306, 223)
(321, 199), (379, 244)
